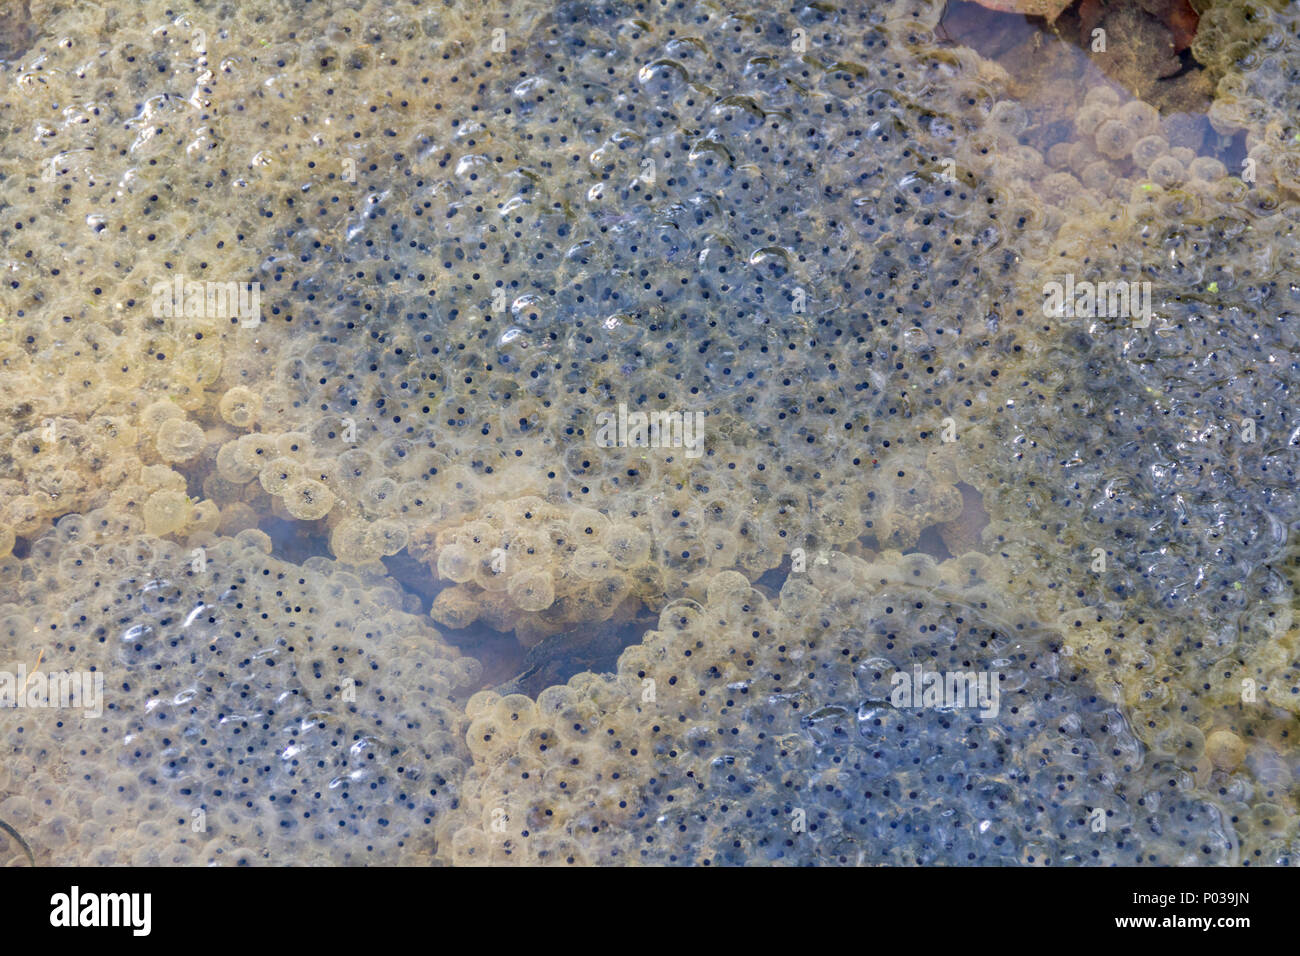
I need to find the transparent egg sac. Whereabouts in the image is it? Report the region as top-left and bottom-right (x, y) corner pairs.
(0, 0), (1296, 870)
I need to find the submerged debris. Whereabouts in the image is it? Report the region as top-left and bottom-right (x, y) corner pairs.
(0, 818), (35, 867)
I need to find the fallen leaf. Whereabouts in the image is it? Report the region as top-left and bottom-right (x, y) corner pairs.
(1157, 0), (1200, 52)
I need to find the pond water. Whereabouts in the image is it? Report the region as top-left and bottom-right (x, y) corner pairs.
(0, 0), (1297, 865)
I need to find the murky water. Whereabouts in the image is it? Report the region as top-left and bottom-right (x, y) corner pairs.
(0, 0), (1297, 865)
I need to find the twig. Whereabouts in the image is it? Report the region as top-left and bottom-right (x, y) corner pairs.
(0, 819), (35, 867)
(19, 648), (43, 698)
